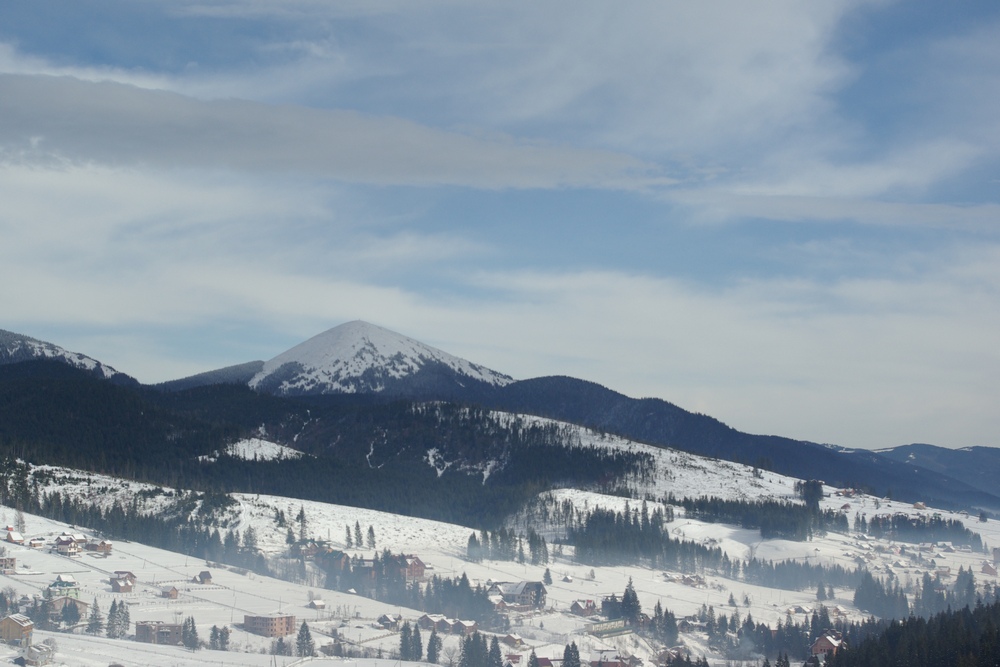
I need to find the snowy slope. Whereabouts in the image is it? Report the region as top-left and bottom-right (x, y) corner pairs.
(199, 437), (306, 463)
(0, 328), (128, 381)
(249, 320), (513, 396)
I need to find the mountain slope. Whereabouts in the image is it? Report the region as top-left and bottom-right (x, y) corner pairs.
(248, 320), (514, 398)
(154, 359), (264, 391)
(0, 327), (136, 385)
(876, 443), (1000, 499)
(488, 376), (1000, 511)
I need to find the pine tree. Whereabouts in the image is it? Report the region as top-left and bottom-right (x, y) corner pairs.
(86, 598), (103, 635)
(182, 616), (199, 650)
(210, 625), (220, 650)
(106, 600), (122, 639)
(219, 625), (230, 651)
(368, 525), (376, 549)
(297, 505), (308, 541)
(400, 621), (413, 660)
(411, 624), (423, 661)
(563, 642), (581, 667)
(543, 568), (553, 585)
(354, 521), (363, 547)
(61, 599), (81, 626)
(427, 628), (441, 663)
(528, 650), (540, 667)
(346, 524), (353, 548)
(296, 620), (315, 657)
(489, 635), (503, 667)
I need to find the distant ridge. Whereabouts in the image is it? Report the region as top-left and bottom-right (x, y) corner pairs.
(155, 360), (264, 392)
(248, 320), (514, 398)
(0, 328), (136, 385)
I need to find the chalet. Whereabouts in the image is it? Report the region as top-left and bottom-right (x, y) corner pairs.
(452, 620), (478, 636)
(5, 531), (24, 545)
(135, 621), (183, 645)
(307, 599), (326, 610)
(27, 538), (44, 549)
(24, 643), (54, 666)
(114, 571), (137, 585)
(0, 556), (15, 574)
(243, 614), (296, 637)
(811, 630), (844, 659)
(398, 554), (427, 581)
(86, 540), (113, 555)
(49, 575), (80, 596)
(47, 596), (88, 619)
(161, 586), (179, 600)
(53, 536), (80, 557)
(502, 634), (524, 648)
(506, 654), (522, 665)
(487, 581), (547, 609)
(195, 571), (212, 585)
(571, 600), (597, 616)
(110, 577), (133, 593)
(377, 614), (400, 630)
(590, 651), (624, 667)
(983, 562), (998, 577)
(418, 614), (448, 631)
(0, 613), (33, 645)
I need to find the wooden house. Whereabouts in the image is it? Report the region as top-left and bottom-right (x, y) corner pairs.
(161, 586), (179, 599)
(195, 571), (212, 585)
(571, 600), (597, 616)
(4, 531), (24, 545)
(811, 630), (844, 659)
(0, 613), (33, 645)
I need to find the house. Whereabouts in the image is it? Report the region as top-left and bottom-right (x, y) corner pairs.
(418, 614), (447, 631)
(24, 643), (54, 666)
(114, 571), (137, 585)
(590, 651), (624, 667)
(451, 620), (478, 636)
(377, 614), (400, 630)
(811, 630), (844, 658)
(49, 575), (80, 597)
(195, 571), (212, 585)
(47, 596), (88, 619)
(244, 614), (296, 637)
(5, 531), (24, 545)
(487, 581), (547, 609)
(0, 556), (15, 574)
(86, 540), (113, 555)
(398, 554), (427, 581)
(571, 600), (597, 616)
(53, 536), (80, 557)
(307, 599), (326, 610)
(27, 538), (44, 549)
(161, 586), (179, 600)
(0, 613), (33, 645)
(982, 561), (998, 577)
(110, 577), (133, 593)
(135, 621), (183, 645)
(502, 634), (524, 648)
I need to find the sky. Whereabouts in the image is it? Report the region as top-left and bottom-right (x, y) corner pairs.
(1, 1), (999, 450)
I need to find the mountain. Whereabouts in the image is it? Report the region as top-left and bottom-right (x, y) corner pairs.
(247, 320), (514, 398)
(487, 376), (1000, 512)
(154, 359), (264, 391)
(0, 328), (136, 385)
(876, 443), (1000, 499)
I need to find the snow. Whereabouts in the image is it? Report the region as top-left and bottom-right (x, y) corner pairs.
(200, 438), (305, 463)
(0, 329), (121, 379)
(12, 427), (1000, 666)
(249, 320), (513, 394)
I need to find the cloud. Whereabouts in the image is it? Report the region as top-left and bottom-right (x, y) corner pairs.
(0, 73), (661, 190)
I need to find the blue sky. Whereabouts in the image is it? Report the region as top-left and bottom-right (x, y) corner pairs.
(2, 1), (999, 449)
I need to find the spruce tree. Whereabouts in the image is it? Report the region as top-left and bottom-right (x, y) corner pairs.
(182, 616), (199, 650)
(563, 642), (581, 667)
(296, 621), (315, 657)
(368, 525), (376, 549)
(489, 635), (503, 667)
(86, 598), (103, 635)
(528, 650), (540, 667)
(411, 624), (423, 661)
(219, 625), (230, 651)
(543, 568), (552, 585)
(400, 621), (413, 660)
(427, 628), (441, 663)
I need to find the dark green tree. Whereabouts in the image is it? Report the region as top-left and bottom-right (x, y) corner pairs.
(297, 621), (316, 657)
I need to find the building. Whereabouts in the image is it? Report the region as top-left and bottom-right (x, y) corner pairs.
(52, 536), (80, 557)
(110, 577), (133, 593)
(86, 540), (113, 555)
(487, 582), (547, 609)
(161, 586), (179, 599)
(195, 571), (213, 585)
(0, 613), (33, 645)
(0, 556), (15, 574)
(244, 614), (296, 637)
(135, 621), (183, 645)
(48, 575), (80, 597)
(571, 600), (597, 616)
(47, 597), (89, 619)
(24, 643), (54, 666)
(811, 630), (844, 659)
(983, 561), (998, 577)
(307, 599), (326, 610)
(590, 651), (624, 667)
(5, 531), (24, 545)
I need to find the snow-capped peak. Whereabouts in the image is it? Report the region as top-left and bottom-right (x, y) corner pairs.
(0, 328), (125, 381)
(249, 320), (514, 396)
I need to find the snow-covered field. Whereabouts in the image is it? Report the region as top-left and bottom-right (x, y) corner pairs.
(10, 426), (1000, 667)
